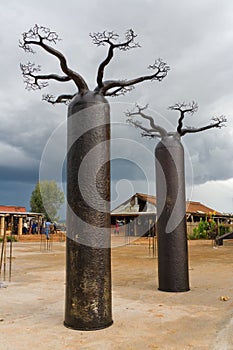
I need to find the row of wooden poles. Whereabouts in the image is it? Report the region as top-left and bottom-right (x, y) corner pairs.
(0, 221), (14, 282)
(0, 222), (155, 283)
(0, 221), (55, 283)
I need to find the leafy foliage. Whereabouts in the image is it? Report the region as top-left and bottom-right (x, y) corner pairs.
(30, 181), (64, 222)
(189, 218), (217, 240)
(218, 224), (230, 236)
(0, 236), (18, 243)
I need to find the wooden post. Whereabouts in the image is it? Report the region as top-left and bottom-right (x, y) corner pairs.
(0, 216), (5, 237)
(18, 217), (23, 236)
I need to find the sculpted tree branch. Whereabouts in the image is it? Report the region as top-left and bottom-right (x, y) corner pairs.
(90, 29), (140, 89)
(168, 102), (227, 136)
(19, 24), (88, 96)
(127, 119), (160, 138)
(169, 101), (198, 135)
(20, 25), (170, 105)
(125, 104), (167, 138)
(104, 85), (134, 97)
(20, 62), (71, 90)
(127, 102), (227, 139)
(42, 94), (76, 105)
(100, 58), (170, 96)
(177, 116), (227, 136)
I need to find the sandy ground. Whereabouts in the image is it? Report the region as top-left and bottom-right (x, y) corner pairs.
(0, 238), (233, 350)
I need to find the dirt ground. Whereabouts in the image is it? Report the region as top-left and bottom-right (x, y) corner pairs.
(0, 237), (233, 350)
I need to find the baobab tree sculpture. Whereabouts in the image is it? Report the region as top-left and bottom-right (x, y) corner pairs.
(126, 102), (226, 292)
(19, 24), (170, 330)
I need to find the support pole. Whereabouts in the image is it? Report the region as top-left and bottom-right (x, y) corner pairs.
(64, 91), (112, 331)
(9, 217), (14, 282)
(18, 217), (23, 236)
(155, 135), (189, 292)
(3, 223), (7, 280)
(0, 216), (5, 237)
(0, 221), (6, 276)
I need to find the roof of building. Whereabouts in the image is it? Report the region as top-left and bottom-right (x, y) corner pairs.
(112, 192), (156, 215)
(136, 193), (157, 206)
(186, 201), (222, 216)
(0, 205), (44, 217)
(112, 193), (224, 217)
(0, 205), (26, 213)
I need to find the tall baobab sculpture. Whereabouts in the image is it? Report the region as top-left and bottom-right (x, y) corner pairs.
(126, 102), (226, 292)
(19, 25), (170, 330)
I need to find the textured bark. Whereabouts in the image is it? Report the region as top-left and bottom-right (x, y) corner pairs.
(155, 136), (189, 292)
(64, 91), (112, 330)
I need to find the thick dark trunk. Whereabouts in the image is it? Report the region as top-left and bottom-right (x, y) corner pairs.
(64, 91), (113, 330)
(155, 135), (189, 292)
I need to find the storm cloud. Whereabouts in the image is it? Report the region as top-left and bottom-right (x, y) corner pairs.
(0, 0), (232, 214)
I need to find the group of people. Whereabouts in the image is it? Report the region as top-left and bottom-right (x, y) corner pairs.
(22, 220), (57, 239)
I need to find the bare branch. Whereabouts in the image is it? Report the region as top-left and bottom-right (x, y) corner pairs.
(180, 116), (227, 136)
(19, 24), (88, 93)
(20, 62), (48, 90)
(212, 116), (227, 125)
(141, 132), (161, 138)
(101, 58), (170, 95)
(147, 59), (171, 81)
(90, 29), (140, 88)
(42, 93), (75, 105)
(125, 104), (167, 138)
(169, 101), (198, 135)
(126, 100), (227, 140)
(90, 29), (140, 50)
(127, 118), (161, 139)
(20, 62), (71, 90)
(19, 24), (61, 53)
(104, 85), (135, 97)
(127, 117), (158, 133)
(169, 101), (227, 136)
(169, 101), (198, 114)
(90, 30), (119, 47)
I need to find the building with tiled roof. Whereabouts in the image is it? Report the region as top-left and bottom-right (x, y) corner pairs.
(186, 201), (222, 217)
(0, 205), (26, 213)
(111, 193), (230, 237)
(0, 205), (44, 237)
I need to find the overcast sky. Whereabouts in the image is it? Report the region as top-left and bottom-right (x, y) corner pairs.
(0, 0), (233, 217)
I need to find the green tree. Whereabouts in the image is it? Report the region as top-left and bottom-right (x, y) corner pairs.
(30, 181), (64, 222)
(190, 218), (217, 240)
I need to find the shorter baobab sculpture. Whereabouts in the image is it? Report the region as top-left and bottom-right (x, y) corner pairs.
(19, 25), (170, 330)
(127, 102), (226, 292)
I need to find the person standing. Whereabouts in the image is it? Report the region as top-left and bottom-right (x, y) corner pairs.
(45, 221), (51, 240)
(115, 221), (119, 235)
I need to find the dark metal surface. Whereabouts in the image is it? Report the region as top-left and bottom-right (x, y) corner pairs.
(155, 135), (189, 292)
(216, 231), (233, 246)
(64, 91), (113, 330)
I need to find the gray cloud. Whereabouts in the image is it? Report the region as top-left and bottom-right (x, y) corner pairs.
(0, 0), (232, 212)
(186, 130), (233, 184)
